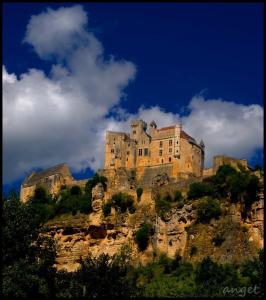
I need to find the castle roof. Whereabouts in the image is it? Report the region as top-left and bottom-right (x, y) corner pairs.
(22, 163), (72, 187)
(159, 125), (175, 131)
(180, 130), (196, 142)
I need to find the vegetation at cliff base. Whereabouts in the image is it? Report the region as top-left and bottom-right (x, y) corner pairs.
(2, 189), (264, 298)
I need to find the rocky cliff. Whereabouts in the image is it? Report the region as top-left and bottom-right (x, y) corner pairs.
(44, 170), (264, 272)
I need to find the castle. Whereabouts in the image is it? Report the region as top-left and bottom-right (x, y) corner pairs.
(20, 119), (250, 202)
(104, 119), (205, 181)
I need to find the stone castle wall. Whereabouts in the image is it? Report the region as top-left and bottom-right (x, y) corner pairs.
(104, 120), (204, 181)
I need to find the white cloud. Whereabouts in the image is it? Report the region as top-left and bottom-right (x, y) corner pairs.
(3, 5), (136, 183)
(3, 5), (263, 184)
(24, 5), (89, 59)
(182, 96), (263, 166)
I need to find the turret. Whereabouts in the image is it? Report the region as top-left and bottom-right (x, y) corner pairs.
(130, 119), (147, 139)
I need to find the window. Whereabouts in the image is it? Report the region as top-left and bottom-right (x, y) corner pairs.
(111, 149), (114, 153)
(169, 148), (172, 153)
(161, 159), (164, 163)
(133, 130), (136, 134)
(144, 148), (149, 156)
(176, 141), (178, 144)
(169, 140), (172, 146)
(159, 150), (163, 156)
(139, 149), (143, 156)
(169, 157), (172, 162)
(127, 151), (130, 155)
(159, 141), (163, 148)
(128, 143), (130, 147)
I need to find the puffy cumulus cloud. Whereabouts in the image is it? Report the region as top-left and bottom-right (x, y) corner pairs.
(181, 96), (263, 166)
(3, 5), (136, 183)
(24, 5), (89, 59)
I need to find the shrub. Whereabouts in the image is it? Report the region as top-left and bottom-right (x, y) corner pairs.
(187, 182), (214, 199)
(70, 185), (82, 196)
(212, 234), (225, 246)
(155, 197), (171, 218)
(85, 173), (107, 195)
(136, 187), (143, 201)
(174, 190), (183, 202)
(135, 223), (153, 251)
(190, 245), (198, 256)
(197, 197), (221, 223)
(111, 192), (135, 213)
(102, 202), (112, 217)
(34, 185), (50, 204)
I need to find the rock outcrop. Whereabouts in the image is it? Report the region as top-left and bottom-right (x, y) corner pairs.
(44, 170), (264, 272)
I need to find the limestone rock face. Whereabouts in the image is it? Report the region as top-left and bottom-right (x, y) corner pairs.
(44, 170), (264, 273)
(91, 183), (104, 213)
(152, 173), (169, 187)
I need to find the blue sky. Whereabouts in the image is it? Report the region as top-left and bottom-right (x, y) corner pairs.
(3, 3), (264, 195)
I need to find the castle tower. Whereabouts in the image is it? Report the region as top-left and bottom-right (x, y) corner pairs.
(130, 120), (147, 140)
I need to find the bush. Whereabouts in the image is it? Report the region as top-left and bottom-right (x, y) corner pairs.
(190, 245), (198, 256)
(197, 197), (221, 223)
(70, 185), (82, 196)
(102, 202), (112, 217)
(187, 182), (214, 199)
(174, 190), (183, 202)
(33, 185), (50, 204)
(212, 234), (225, 246)
(136, 187), (143, 201)
(55, 190), (91, 216)
(135, 223), (153, 251)
(111, 192), (135, 213)
(85, 173), (107, 195)
(155, 197), (171, 218)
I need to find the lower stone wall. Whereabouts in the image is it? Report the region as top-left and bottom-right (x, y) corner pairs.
(136, 164), (174, 187)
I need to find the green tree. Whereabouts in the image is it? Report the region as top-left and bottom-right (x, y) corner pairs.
(197, 197), (221, 223)
(76, 252), (138, 297)
(2, 191), (57, 298)
(188, 182), (214, 199)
